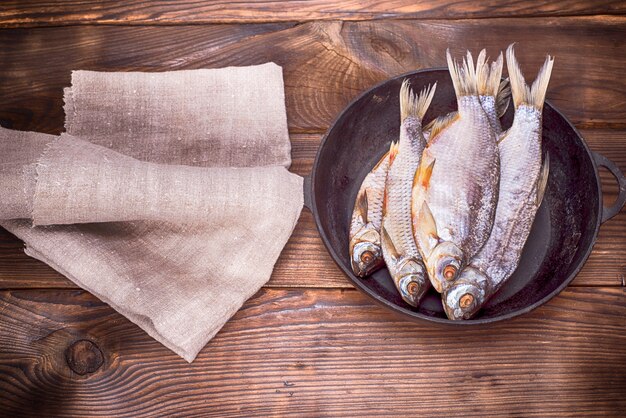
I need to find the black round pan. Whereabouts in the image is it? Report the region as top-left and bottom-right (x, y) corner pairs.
(304, 68), (626, 324)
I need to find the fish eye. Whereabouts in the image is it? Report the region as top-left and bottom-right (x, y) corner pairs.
(407, 281), (420, 295)
(459, 293), (474, 309)
(360, 251), (374, 264)
(443, 265), (458, 281)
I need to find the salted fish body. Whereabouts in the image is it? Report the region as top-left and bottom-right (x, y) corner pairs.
(443, 46), (554, 320)
(381, 80), (436, 306)
(412, 50), (502, 293)
(349, 150), (391, 277)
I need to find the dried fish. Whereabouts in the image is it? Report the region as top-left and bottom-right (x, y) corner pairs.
(412, 50), (502, 293)
(349, 151), (391, 277)
(443, 45), (554, 320)
(381, 80), (436, 306)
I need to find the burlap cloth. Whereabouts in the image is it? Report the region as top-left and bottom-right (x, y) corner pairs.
(0, 63), (304, 362)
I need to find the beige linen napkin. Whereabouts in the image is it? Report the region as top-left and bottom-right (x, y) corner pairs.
(0, 63), (303, 362)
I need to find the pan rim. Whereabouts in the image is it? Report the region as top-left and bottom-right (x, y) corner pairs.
(309, 67), (603, 325)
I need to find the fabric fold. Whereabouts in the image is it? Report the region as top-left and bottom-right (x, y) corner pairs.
(31, 134), (300, 226)
(0, 63), (303, 362)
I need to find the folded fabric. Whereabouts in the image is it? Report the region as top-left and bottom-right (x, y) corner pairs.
(0, 63), (303, 362)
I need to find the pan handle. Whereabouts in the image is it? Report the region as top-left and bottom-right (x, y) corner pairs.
(592, 151), (626, 224)
(303, 175), (312, 211)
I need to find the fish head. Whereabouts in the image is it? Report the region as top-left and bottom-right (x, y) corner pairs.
(442, 267), (489, 320)
(350, 228), (384, 277)
(395, 258), (429, 307)
(426, 241), (465, 292)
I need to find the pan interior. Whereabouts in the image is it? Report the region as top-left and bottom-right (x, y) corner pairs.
(313, 70), (599, 321)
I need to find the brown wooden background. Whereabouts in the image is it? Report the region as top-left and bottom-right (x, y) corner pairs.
(0, 1), (625, 416)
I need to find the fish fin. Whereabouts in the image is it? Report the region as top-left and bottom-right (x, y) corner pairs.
(447, 49), (475, 97)
(416, 82), (437, 120)
(400, 79), (437, 123)
(475, 49), (489, 95)
(415, 159), (436, 190)
(399, 79), (414, 123)
(486, 52), (504, 98)
(388, 141), (400, 167)
(381, 224), (400, 262)
(536, 152), (550, 206)
(355, 190), (369, 224)
(530, 55), (555, 111)
(476, 50), (503, 97)
(448, 49), (502, 98)
(465, 49), (479, 93)
(506, 44), (554, 111)
(372, 149), (391, 171)
(410, 157), (436, 237)
(399, 79), (420, 123)
(496, 78), (511, 118)
(412, 164), (421, 194)
(414, 201), (438, 256)
(425, 112), (459, 143)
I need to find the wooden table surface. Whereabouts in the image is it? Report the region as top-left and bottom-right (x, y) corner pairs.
(0, 2), (625, 416)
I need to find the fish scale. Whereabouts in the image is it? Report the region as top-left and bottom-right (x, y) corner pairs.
(384, 119), (424, 262)
(476, 106), (543, 281)
(420, 96), (499, 257)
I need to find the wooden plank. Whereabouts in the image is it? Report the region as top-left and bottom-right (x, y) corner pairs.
(0, 287), (624, 416)
(0, 130), (624, 290)
(0, 18), (625, 135)
(0, 1), (624, 27)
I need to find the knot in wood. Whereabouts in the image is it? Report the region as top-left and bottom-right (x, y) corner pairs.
(65, 339), (104, 375)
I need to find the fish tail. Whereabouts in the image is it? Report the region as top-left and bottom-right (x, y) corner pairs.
(400, 79), (436, 123)
(530, 55), (554, 110)
(447, 49), (474, 97)
(447, 49), (502, 98)
(487, 52), (504, 98)
(506, 44), (554, 111)
(496, 78), (511, 118)
(476, 50), (504, 99)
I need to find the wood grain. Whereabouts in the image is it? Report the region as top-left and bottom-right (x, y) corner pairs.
(1, 130), (624, 290)
(0, 18), (625, 135)
(0, 1), (624, 27)
(0, 287), (624, 416)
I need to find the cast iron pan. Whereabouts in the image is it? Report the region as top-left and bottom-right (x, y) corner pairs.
(304, 68), (626, 324)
